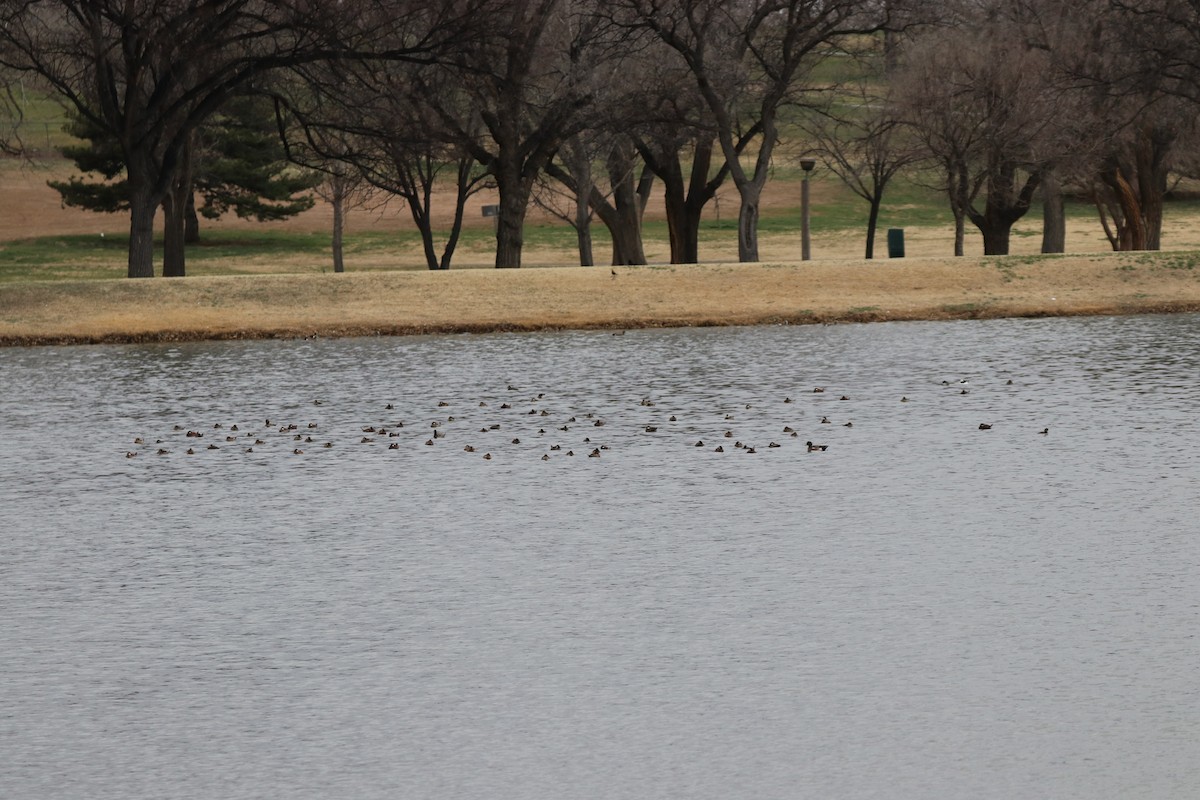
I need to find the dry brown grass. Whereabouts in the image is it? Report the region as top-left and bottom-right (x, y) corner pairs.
(5, 157), (1200, 345)
(4, 253), (1200, 346)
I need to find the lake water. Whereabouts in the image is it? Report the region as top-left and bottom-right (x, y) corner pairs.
(3, 315), (1200, 799)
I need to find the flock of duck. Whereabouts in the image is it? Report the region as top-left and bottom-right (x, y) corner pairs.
(123, 378), (1046, 462)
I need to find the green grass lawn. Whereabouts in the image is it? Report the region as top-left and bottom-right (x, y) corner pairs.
(4, 90), (75, 155)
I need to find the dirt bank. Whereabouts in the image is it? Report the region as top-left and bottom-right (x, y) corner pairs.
(3, 252), (1199, 347)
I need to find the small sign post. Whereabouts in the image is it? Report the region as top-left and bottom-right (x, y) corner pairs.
(482, 204), (499, 233)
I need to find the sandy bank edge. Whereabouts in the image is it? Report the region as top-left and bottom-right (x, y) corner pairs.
(3, 254), (1199, 347)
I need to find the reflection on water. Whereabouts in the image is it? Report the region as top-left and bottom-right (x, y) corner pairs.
(3, 315), (1200, 799)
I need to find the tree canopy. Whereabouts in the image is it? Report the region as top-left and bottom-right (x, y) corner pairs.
(7, 0), (1200, 277)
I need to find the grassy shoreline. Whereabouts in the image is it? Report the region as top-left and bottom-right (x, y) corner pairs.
(3, 251), (1200, 347)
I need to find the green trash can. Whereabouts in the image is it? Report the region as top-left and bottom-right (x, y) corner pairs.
(887, 228), (905, 258)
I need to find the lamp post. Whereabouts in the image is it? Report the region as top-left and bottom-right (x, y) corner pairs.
(800, 158), (816, 261)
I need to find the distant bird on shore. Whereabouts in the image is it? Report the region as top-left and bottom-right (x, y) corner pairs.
(611, 269), (617, 279)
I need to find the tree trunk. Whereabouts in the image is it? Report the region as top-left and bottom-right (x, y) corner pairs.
(662, 170), (688, 263)
(576, 214), (594, 267)
(331, 183), (346, 273)
(1137, 154), (1166, 252)
(980, 219), (1011, 256)
(185, 193), (200, 244)
(968, 166), (1040, 256)
(494, 162), (529, 269)
(1041, 172), (1065, 254)
(737, 186), (761, 263)
(606, 152), (646, 266)
(439, 157), (475, 271)
(400, 165), (444, 272)
(162, 193), (186, 277)
(607, 222), (642, 266)
(672, 203), (703, 264)
(865, 195), (882, 259)
(127, 190), (158, 279)
(1101, 165), (1147, 251)
(416, 214), (440, 271)
(660, 167), (705, 264)
(575, 168), (594, 267)
(946, 161), (969, 257)
(572, 140), (649, 266)
(1135, 124), (1172, 250)
(641, 136), (722, 265)
(161, 138), (193, 277)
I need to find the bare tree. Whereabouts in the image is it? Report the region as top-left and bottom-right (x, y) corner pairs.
(635, 132), (732, 264)
(535, 134), (600, 266)
(896, 7), (1068, 256)
(412, 0), (628, 268)
(1068, 0), (1195, 251)
(0, 1), (486, 278)
(280, 55), (493, 271)
(1040, 169), (1066, 254)
(617, 38), (744, 265)
(627, 47), (749, 265)
(1090, 116), (1192, 251)
(312, 165), (376, 273)
(545, 134), (654, 266)
(799, 72), (925, 259)
(620, 0), (894, 262)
